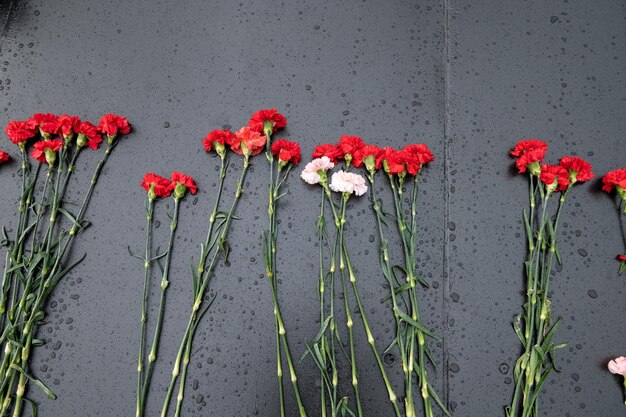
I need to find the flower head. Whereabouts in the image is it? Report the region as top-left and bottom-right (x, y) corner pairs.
(539, 164), (570, 192)
(203, 129), (235, 158)
(353, 144), (382, 172)
(97, 114), (131, 141)
(271, 139), (301, 166)
(559, 156), (594, 183)
(30, 139), (64, 166)
(170, 171), (198, 199)
(618, 254), (626, 262)
(329, 170), (368, 196)
(0, 150), (9, 164)
(74, 121), (102, 150)
(403, 144), (434, 175)
(510, 139), (548, 174)
(230, 126), (266, 156)
(300, 157), (335, 185)
(249, 109), (287, 134)
(5, 121), (37, 145)
(57, 115), (81, 140)
(337, 135), (364, 165)
(312, 143), (343, 164)
(141, 173), (173, 200)
(608, 357), (626, 376)
(27, 113), (60, 136)
(378, 147), (406, 175)
(602, 169), (626, 200)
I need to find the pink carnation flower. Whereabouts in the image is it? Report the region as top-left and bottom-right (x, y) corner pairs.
(301, 156), (334, 185)
(608, 357), (626, 376)
(329, 170), (368, 196)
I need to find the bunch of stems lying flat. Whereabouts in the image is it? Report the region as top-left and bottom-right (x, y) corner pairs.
(507, 140), (594, 417)
(302, 136), (447, 417)
(0, 113), (131, 416)
(133, 123), (275, 417)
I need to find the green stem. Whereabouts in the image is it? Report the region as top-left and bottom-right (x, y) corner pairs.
(136, 197), (154, 417)
(142, 198), (181, 412)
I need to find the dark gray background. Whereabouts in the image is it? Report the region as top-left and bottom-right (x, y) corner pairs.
(0, 0), (624, 416)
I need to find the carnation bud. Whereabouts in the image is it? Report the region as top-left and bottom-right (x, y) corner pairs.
(344, 153), (353, 167)
(545, 179), (558, 194)
(363, 155), (376, 173)
(317, 169), (328, 186)
(240, 141), (251, 157)
(527, 161), (541, 176)
(173, 182), (187, 200)
(382, 159), (390, 174)
(63, 131), (74, 145)
(263, 121), (274, 136)
(214, 141), (226, 159)
(147, 183), (157, 201)
(44, 148), (57, 167)
(76, 133), (88, 149)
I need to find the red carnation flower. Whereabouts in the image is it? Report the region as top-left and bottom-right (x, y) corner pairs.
(249, 109), (287, 134)
(97, 114), (131, 138)
(271, 139), (301, 165)
(74, 121), (102, 150)
(30, 139), (64, 165)
(378, 147), (405, 175)
(559, 156), (594, 183)
(618, 254), (626, 262)
(0, 150), (9, 164)
(312, 143), (343, 163)
(404, 144), (434, 165)
(510, 139), (548, 174)
(230, 126), (266, 156)
(602, 168), (626, 194)
(141, 173), (173, 199)
(203, 129), (235, 156)
(57, 115), (81, 138)
(353, 144), (382, 170)
(27, 113), (60, 135)
(5, 121), (37, 144)
(403, 144), (435, 175)
(337, 135), (365, 160)
(539, 164), (570, 191)
(171, 171), (198, 199)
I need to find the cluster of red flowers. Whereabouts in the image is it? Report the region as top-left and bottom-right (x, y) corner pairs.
(202, 109), (300, 165)
(312, 134), (434, 175)
(3, 113), (131, 166)
(510, 139), (594, 191)
(140, 172), (198, 200)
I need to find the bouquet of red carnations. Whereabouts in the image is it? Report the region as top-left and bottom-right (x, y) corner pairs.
(506, 139), (593, 417)
(1, 113), (131, 416)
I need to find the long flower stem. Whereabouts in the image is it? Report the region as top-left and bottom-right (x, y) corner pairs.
(135, 197), (154, 417)
(336, 195), (363, 417)
(160, 157), (247, 417)
(367, 172), (411, 413)
(263, 132), (307, 417)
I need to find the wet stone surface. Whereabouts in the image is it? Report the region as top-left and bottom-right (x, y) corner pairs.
(0, 1), (624, 417)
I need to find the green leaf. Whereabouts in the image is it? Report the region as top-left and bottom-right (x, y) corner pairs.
(393, 307), (439, 340)
(57, 207), (81, 228)
(9, 365), (56, 399)
(428, 382), (452, 417)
